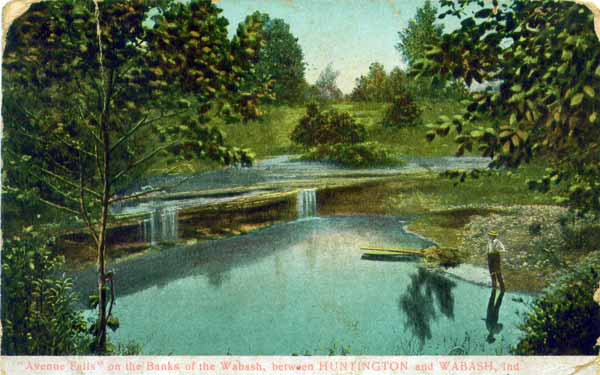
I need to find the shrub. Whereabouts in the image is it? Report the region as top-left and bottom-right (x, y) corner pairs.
(382, 92), (422, 128)
(1, 229), (93, 354)
(300, 142), (401, 168)
(291, 103), (366, 148)
(115, 340), (143, 355)
(528, 222), (542, 236)
(560, 222), (600, 252)
(513, 251), (600, 355)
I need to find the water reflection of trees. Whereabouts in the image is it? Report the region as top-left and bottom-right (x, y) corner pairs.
(398, 267), (457, 348)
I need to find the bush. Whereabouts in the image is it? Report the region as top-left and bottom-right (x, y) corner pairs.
(291, 103), (366, 148)
(528, 222), (542, 236)
(513, 251), (600, 355)
(300, 142), (401, 168)
(382, 92), (422, 128)
(115, 340), (143, 355)
(559, 214), (600, 251)
(1, 229), (93, 354)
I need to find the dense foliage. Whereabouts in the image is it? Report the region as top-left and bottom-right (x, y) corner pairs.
(382, 92), (422, 128)
(291, 104), (366, 148)
(1, 231), (92, 354)
(254, 15), (306, 104)
(514, 251), (600, 355)
(301, 142), (399, 168)
(2, 0), (268, 352)
(415, 0), (600, 214)
(396, 0), (443, 68)
(350, 63), (467, 102)
(351, 64), (408, 102)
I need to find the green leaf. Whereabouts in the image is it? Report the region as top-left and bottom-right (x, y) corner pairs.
(470, 130), (484, 138)
(425, 130), (436, 143)
(474, 8), (493, 18)
(570, 93), (584, 107)
(88, 294), (99, 309)
(107, 316), (120, 332)
(436, 124), (450, 136)
(584, 85), (595, 98)
(561, 50), (573, 62)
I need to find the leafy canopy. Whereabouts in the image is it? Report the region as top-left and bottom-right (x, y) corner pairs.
(414, 0), (600, 213)
(2, 0), (270, 352)
(396, 0), (444, 68)
(254, 15), (306, 104)
(350, 63), (408, 102)
(3, 0), (267, 218)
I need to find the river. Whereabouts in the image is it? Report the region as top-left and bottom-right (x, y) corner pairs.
(77, 215), (531, 355)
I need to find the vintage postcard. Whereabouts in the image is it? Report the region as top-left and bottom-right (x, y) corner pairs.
(0, 0), (599, 373)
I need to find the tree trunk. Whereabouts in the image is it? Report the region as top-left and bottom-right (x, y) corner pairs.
(95, 239), (108, 353)
(95, 71), (112, 353)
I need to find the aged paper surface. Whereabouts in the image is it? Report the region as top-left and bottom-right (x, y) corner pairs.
(1, 0), (599, 374)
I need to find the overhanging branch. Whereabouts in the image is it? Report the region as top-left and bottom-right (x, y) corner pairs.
(111, 141), (180, 185)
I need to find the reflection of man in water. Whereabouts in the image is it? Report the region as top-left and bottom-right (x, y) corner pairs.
(484, 288), (505, 344)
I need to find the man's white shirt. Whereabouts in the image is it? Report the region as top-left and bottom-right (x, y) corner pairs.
(487, 238), (506, 254)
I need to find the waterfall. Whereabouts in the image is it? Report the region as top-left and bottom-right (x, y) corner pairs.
(142, 207), (178, 245)
(297, 189), (317, 218)
(160, 207), (178, 242)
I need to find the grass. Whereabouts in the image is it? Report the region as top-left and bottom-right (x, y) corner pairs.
(146, 98), (478, 174)
(319, 163), (553, 218)
(209, 99), (471, 161)
(215, 105), (306, 159)
(362, 99), (466, 157)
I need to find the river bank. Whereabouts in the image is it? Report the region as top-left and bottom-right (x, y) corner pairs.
(316, 173), (597, 293)
(58, 162), (597, 294)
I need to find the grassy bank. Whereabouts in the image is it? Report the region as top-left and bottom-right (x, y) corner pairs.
(317, 165), (594, 293)
(145, 98), (474, 175)
(212, 99), (467, 160)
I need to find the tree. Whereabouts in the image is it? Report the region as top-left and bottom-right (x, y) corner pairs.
(414, 0), (600, 214)
(351, 62), (389, 102)
(396, 0), (449, 98)
(350, 64), (415, 102)
(396, 0), (443, 68)
(314, 63), (343, 101)
(2, 0), (268, 353)
(254, 15), (306, 104)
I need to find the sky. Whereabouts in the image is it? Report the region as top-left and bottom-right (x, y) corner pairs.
(216, 0), (450, 93)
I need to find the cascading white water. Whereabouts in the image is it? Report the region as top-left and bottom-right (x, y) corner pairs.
(297, 189), (317, 218)
(160, 207), (178, 242)
(141, 207), (178, 245)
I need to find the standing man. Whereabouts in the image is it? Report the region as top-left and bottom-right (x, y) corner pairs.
(487, 231), (506, 291)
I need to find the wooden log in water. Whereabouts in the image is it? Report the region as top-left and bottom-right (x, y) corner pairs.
(361, 251), (418, 262)
(360, 246), (425, 256)
(361, 246), (462, 267)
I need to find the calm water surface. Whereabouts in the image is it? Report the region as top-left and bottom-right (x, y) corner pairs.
(84, 216), (531, 355)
